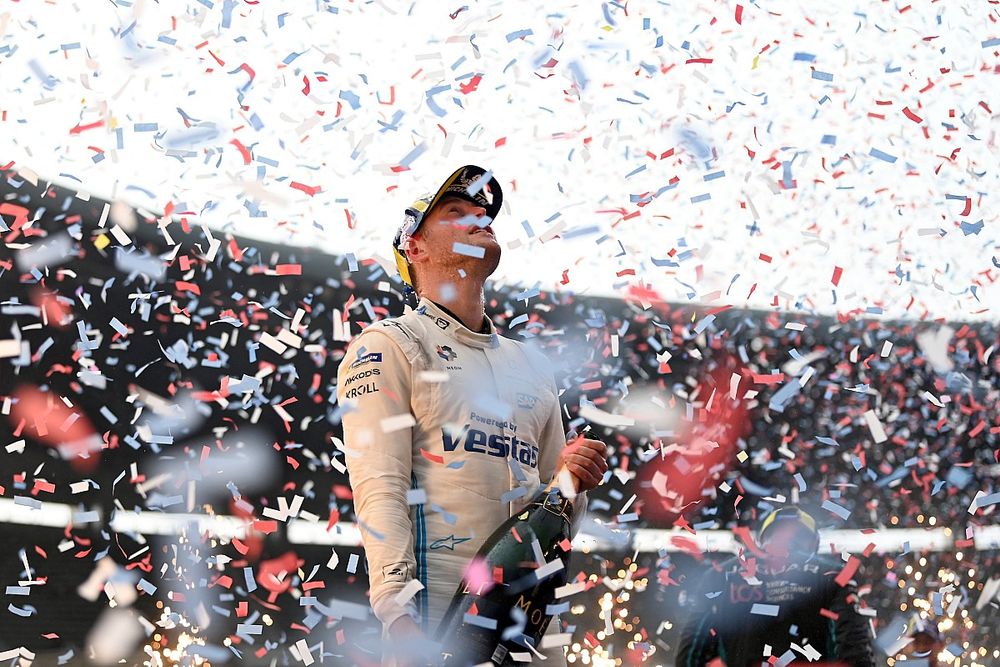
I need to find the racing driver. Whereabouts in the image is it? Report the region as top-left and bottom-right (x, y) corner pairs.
(336, 164), (609, 666)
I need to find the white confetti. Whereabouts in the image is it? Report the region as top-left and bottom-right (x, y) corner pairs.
(863, 409), (888, 444)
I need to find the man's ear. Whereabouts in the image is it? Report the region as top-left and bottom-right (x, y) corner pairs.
(403, 234), (427, 264)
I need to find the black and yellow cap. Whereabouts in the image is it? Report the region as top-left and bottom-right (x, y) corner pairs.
(392, 165), (503, 287)
(757, 506), (818, 542)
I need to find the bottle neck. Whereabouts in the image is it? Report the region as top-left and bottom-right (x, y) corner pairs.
(542, 466), (580, 497)
(531, 486), (576, 526)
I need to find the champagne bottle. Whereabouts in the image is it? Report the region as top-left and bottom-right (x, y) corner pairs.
(434, 429), (599, 665)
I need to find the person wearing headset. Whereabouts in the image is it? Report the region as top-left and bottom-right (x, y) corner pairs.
(676, 506), (876, 667)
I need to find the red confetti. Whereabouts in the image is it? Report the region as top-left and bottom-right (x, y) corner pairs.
(960, 196), (972, 216)
(69, 120), (104, 135)
(229, 138), (252, 165)
(459, 74), (483, 94)
(834, 556), (860, 587)
(175, 281), (201, 295)
(253, 520), (279, 534)
(419, 448), (444, 464)
(902, 106), (923, 123)
(290, 181), (322, 196)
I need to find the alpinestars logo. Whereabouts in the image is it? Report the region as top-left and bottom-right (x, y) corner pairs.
(436, 345), (457, 361)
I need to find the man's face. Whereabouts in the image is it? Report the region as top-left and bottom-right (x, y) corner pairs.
(761, 523), (817, 563)
(404, 195), (501, 281)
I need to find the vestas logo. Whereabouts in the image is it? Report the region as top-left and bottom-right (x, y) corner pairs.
(441, 427), (538, 468)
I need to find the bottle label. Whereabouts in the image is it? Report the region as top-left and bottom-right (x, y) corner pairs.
(515, 593), (547, 627)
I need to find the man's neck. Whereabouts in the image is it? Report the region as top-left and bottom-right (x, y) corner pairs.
(419, 278), (488, 333)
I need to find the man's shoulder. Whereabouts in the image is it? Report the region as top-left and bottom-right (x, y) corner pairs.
(343, 314), (426, 365)
(354, 310), (425, 343)
(497, 335), (555, 372)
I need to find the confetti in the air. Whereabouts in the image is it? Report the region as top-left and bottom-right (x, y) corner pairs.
(0, 0), (998, 665)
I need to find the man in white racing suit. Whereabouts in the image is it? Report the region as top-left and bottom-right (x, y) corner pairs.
(336, 165), (608, 665)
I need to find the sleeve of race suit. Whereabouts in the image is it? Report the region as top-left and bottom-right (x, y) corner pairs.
(675, 568), (722, 667)
(337, 328), (418, 631)
(829, 573), (877, 667)
(536, 373), (588, 538)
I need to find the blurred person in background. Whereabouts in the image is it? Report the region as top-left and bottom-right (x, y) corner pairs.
(676, 506), (876, 667)
(900, 616), (943, 667)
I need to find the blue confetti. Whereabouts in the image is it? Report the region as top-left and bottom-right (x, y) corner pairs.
(506, 29), (533, 42)
(339, 90), (361, 110)
(959, 219), (983, 236)
(869, 147), (897, 163)
(624, 164), (647, 179)
(425, 85), (451, 117)
(821, 499), (851, 520)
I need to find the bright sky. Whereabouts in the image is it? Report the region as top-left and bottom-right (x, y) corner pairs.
(2, 0), (998, 320)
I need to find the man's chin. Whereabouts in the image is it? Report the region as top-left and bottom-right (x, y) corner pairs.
(469, 236), (500, 256)
(447, 247), (500, 278)
(480, 246), (501, 276)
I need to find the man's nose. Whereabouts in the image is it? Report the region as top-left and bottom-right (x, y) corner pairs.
(456, 206), (488, 228)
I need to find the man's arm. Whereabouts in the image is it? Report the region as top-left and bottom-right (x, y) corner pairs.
(828, 576), (877, 667)
(337, 329), (418, 630)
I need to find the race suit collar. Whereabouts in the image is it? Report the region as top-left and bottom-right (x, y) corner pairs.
(416, 296), (500, 349)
